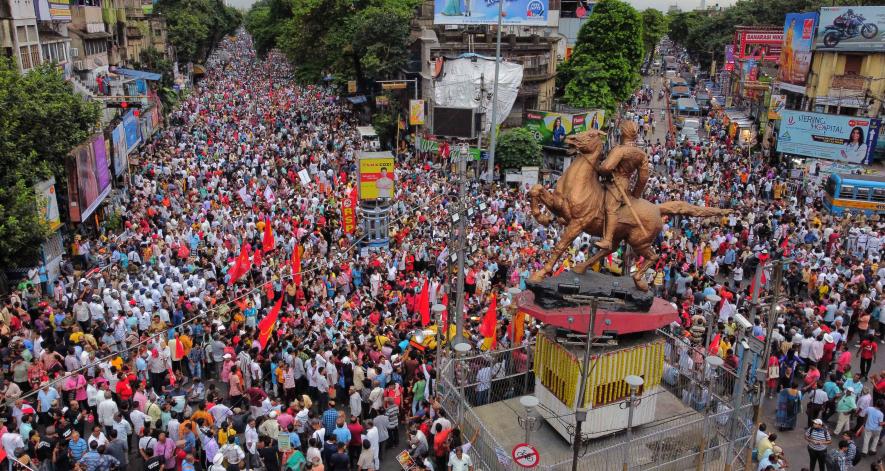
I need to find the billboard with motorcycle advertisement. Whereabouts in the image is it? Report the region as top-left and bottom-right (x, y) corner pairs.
(814, 6), (884, 51)
(777, 12), (818, 86)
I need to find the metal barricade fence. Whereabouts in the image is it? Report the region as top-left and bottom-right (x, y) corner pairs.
(539, 403), (755, 471)
(437, 347), (528, 471)
(434, 334), (757, 471)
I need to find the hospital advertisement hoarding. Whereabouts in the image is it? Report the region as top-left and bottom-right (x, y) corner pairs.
(434, 0), (549, 26)
(776, 110), (878, 164)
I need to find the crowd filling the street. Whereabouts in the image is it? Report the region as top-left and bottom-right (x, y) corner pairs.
(3, 7), (885, 471)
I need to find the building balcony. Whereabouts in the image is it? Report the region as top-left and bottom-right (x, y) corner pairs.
(126, 7), (146, 19)
(71, 6), (105, 32)
(126, 25), (143, 38)
(831, 73), (867, 91)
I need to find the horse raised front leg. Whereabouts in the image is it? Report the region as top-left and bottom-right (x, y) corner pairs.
(529, 184), (569, 227)
(530, 222), (583, 282)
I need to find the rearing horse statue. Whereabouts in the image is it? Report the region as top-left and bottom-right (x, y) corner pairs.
(528, 129), (729, 292)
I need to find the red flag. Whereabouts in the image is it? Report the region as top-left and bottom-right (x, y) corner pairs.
(708, 332), (721, 355)
(418, 279), (430, 326)
(253, 246), (262, 268)
(228, 244), (251, 285)
(262, 218), (275, 253)
(264, 282), (275, 300)
(480, 294), (497, 340)
(175, 338), (185, 359)
(291, 245), (302, 286)
(257, 295), (283, 351)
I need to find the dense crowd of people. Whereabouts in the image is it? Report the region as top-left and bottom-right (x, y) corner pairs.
(2, 30), (885, 471)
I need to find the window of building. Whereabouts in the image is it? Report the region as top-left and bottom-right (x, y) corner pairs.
(42, 44), (50, 62)
(28, 26), (37, 42)
(30, 44), (40, 68)
(844, 55), (862, 75)
(19, 46), (31, 70)
(16, 26), (27, 43)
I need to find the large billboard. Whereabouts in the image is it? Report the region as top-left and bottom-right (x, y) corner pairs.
(358, 151), (395, 200)
(724, 45), (735, 72)
(778, 12), (818, 85)
(67, 136), (113, 222)
(111, 124), (128, 177)
(815, 6), (884, 51)
(524, 110), (605, 147)
(35, 178), (62, 232)
(434, 0), (548, 26)
(776, 110), (878, 164)
(734, 29), (784, 61)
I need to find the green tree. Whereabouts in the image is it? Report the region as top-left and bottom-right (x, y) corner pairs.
(245, 0), (292, 58)
(496, 128), (542, 170)
(561, 0), (644, 115)
(246, 0), (419, 86)
(641, 8), (668, 59)
(0, 58), (100, 266)
(158, 0), (241, 64)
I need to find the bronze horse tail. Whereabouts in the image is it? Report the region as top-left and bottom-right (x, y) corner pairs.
(657, 201), (731, 218)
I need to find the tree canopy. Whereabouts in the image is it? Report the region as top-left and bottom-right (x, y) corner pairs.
(558, 0), (645, 115)
(641, 8), (668, 59)
(157, 0), (241, 64)
(496, 128), (542, 170)
(0, 58), (100, 266)
(245, 0), (419, 86)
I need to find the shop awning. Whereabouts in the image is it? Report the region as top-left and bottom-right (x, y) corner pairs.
(347, 95), (367, 105)
(115, 68), (162, 81)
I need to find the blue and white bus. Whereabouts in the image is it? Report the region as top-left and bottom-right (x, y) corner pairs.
(823, 173), (885, 216)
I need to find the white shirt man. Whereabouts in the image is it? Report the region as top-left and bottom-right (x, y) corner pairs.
(365, 421), (380, 470)
(97, 392), (119, 427)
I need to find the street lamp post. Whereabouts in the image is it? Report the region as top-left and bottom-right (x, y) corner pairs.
(698, 355), (724, 471)
(517, 395), (541, 443)
(622, 375), (645, 471)
(485, 0), (504, 182)
(453, 342), (472, 422)
(432, 303), (447, 368)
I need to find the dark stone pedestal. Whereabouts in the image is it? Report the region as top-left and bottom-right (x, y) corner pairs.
(525, 270), (654, 312)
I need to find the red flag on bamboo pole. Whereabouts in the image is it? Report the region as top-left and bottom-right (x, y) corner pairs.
(257, 295), (283, 351)
(228, 244), (251, 285)
(262, 218), (275, 253)
(291, 245), (302, 286)
(480, 294), (497, 345)
(418, 279), (430, 326)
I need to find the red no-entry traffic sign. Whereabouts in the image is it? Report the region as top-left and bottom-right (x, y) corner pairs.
(512, 443), (540, 468)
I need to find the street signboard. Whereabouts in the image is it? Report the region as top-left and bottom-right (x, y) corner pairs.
(512, 443), (539, 468)
(747, 336), (765, 354)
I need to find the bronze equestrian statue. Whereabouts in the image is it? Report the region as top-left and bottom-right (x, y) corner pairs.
(528, 122), (730, 292)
